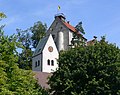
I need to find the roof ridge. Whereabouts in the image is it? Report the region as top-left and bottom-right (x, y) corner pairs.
(33, 35), (50, 56)
(62, 20), (77, 32)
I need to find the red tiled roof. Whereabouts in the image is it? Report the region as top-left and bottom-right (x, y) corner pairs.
(34, 71), (52, 89)
(63, 21), (77, 32)
(60, 19), (87, 40)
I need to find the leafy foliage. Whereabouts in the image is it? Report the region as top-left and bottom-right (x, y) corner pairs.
(71, 22), (86, 47)
(16, 21), (47, 70)
(0, 31), (48, 95)
(49, 38), (120, 95)
(0, 12), (6, 30)
(75, 22), (85, 34)
(0, 12), (6, 19)
(16, 29), (33, 70)
(30, 21), (47, 48)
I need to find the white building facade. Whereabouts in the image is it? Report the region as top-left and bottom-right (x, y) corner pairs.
(32, 34), (59, 73)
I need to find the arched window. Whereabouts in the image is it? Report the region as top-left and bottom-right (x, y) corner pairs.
(47, 59), (50, 65)
(35, 61), (37, 67)
(52, 34), (55, 39)
(38, 60), (40, 66)
(51, 60), (54, 66)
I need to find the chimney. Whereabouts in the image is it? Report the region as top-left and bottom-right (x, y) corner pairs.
(55, 13), (66, 21)
(67, 21), (70, 24)
(93, 36), (97, 39)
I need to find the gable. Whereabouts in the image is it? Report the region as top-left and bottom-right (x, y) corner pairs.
(47, 17), (69, 33)
(33, 34), (58, 57)
(42, 34), (58, 54)
(53, 16), (76, 32)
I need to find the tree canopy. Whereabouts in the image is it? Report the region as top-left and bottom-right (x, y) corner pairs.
(71, 21), (86, 47)
(49, 38), (120, 95)
(0, 31), (48, 95)
(30, 21), (47, 49)
(16, 21), (47, 70)
(75, 22), (85, 34)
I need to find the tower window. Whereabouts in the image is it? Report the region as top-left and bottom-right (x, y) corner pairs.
(52, 34), (55, 39)
(55, 22), (58, 27)
(50, 28), (53, 31)
(35, 61), (37, 67)
(51, 60), (54, 66)
(47, 59), (50, 65)
(60, 27), (63, 29)
(38, 60), (40, 66)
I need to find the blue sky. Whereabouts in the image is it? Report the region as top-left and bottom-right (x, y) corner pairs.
(0, 0), (120, 47)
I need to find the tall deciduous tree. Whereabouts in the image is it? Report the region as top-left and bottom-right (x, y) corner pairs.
(0, 31), (48, 95)
(16, 28), (32, 70)
(16, 21), (47, 70)
(30, 21), (47, 48)
(49, 37), (120, 95)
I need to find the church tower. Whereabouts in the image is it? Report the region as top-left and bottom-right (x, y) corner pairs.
(47, 13), (69, 52)
(47, 13), (87, 52)
(32, 13), (87, 73)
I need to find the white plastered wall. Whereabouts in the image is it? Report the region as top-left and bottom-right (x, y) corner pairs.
(69, 30), (73, 45)
(32, 54), (42, 71)
(42, 35), (59, 73)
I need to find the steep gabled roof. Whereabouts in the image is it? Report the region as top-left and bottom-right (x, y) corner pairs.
(62, 20), (87, 40)
(62, 21), (77, 32)
(33, 35), (49, 56)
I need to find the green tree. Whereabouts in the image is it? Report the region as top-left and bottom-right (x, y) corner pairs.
(75, 22), (85, 34)
(30, 21), (47, 48)
(0, 12), (6, 30)
(16, 28), (32, 70)
(71, 22), (86, 47)
(16, 21), (47, 70)
(49, 37), (120, 95)
(0, 31), (48, 95)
